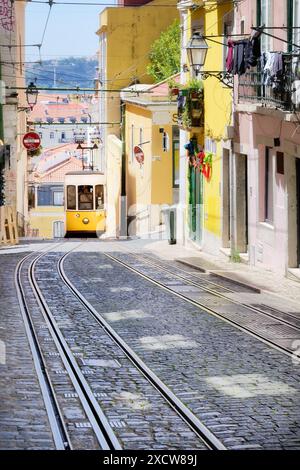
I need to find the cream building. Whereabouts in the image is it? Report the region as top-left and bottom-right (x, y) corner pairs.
(0, 1), (28, 235)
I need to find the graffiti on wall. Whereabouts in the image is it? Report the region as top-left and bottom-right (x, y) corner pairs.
(0, 0), (15, 32)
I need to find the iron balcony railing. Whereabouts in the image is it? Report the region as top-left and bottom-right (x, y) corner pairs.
(238, 53), (300, 111)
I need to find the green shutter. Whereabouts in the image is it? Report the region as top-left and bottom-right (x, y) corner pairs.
(287, 0), (294, 52)
(257, 0), (262, 25)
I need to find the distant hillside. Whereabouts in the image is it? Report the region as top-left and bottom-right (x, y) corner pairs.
(26, 57), (98, 90)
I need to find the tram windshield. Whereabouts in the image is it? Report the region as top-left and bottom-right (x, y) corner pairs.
(78, 185), (93, 210)
(95, 185), (104, 209)
(67, 185), (76, 210)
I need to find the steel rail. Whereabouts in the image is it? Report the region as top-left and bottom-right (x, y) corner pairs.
(102, 252), (294, 359)
(58, 251), (227, 451)
(123, 251), (300, 332)
(30, 246), (122, 450)
(15, 247), (71, 450)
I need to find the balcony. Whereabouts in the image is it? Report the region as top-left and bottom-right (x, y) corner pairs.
(238, 53), (300, 112)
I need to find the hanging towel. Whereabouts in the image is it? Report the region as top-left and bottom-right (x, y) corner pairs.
(233, 40), (248, 75)
(226, 40), (234, 73)
(245, 36), (261, 68)
(263, 52), (283, 89)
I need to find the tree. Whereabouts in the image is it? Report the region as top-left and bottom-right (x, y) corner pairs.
(147, 20), (181, 83)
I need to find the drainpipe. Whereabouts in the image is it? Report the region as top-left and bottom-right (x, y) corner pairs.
(119, 100), (127, 238)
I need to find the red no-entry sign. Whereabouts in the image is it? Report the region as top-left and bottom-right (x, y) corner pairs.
(134, 145), (144, 165)
(23, 132), (41, 151)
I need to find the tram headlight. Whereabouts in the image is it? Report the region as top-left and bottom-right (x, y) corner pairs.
(82, 217), (90, 225)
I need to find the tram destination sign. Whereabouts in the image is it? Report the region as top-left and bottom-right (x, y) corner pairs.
(23, 132), (41, 151)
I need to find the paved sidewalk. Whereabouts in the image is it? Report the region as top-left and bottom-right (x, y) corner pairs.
(129, 239), (300, 308)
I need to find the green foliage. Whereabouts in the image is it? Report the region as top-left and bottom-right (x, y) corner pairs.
(184, 78), (204, 91)
(147, 20), (181, 83)
(230, 249), (242, 263)
(28, 146), (43, 158)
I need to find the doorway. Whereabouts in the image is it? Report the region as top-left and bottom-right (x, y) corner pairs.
(222, 149), (231, 248)
(188, 166), (203, 245)
(53, 220), (65, 238)
(235, 153), (248, 253)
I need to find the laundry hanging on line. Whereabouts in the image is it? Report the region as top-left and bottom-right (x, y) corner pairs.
(261, 52), (283, 88)
(226, 35), (261, 75)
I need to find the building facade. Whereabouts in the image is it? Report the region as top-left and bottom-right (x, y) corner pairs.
(177, 0), (233, 253)
(176, 0), (300, 278)
(29, 94), (103, 171)
(28, 144), (82, 238)
(0, 0), (27, 235)
(233, 0), (300, 276)
(121, 76), (180, 238)
(96, 0), (179, 176)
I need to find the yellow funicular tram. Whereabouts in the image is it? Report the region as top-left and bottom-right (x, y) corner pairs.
(65, 171), (106, 234)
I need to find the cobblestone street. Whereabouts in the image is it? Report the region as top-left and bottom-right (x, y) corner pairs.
(1, 240), (300, 451)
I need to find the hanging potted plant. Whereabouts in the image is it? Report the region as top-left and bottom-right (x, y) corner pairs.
(186, 78), (203, 99)
(181, 107), (192, 130)
(168, 78), (181, 98)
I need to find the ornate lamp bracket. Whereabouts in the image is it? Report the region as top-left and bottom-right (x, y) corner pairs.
(197, 71), (233, 88)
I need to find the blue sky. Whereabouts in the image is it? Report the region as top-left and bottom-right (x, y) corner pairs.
(25, 1), (108, 61)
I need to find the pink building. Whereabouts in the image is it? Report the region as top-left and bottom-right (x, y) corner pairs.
(231, 0), (300, 277)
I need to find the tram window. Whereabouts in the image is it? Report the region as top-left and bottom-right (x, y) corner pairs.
(78, 185), (93, 210)
(95, 185), (104, 209)
(67, 185), (76, 210)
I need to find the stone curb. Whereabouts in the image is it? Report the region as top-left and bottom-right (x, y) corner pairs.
(175, 258), (261, 294)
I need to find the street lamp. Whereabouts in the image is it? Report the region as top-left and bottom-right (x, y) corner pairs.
(186, 32), (209, 76)
(26, 82), (39, 110)
(185, 32), (233, 88)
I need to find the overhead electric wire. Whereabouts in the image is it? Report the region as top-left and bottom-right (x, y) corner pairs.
(6, 84), (153, 93)
(40, 3), (53, 48)
(14, 0), (180, 6)
(251, 26), (300, 50)
(0, 44), (41, 48)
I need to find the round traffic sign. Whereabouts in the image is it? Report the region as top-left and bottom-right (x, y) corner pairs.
(133, 145), (144, 165)
(23, 132), (41, 151)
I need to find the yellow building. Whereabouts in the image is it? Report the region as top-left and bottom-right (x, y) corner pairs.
(178, 0), (233, 253)
(97, 0), (179, 235)
(0, 1), (28, 239)
(121, 77), (180, 237)
(28, 145), (82, 238)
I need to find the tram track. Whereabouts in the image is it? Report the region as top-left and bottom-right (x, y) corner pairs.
(57, 249), (227, 451)
(16, 241), (298, 450)
(102, 251), (299, 357)
(15, 248), (71, 450)
(125, 251), (300, 331)
(15, 243), (122, 451)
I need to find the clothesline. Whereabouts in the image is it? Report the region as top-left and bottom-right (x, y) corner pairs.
(251, 27), (300, 50)
(203, 27), (300, 50)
